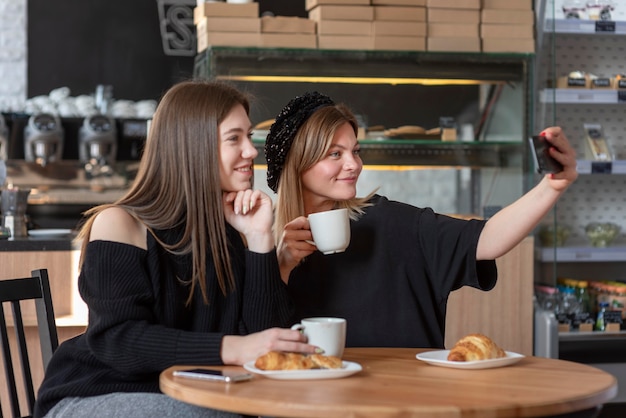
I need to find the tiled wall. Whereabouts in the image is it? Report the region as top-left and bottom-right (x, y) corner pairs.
(0, 0), (27, 112)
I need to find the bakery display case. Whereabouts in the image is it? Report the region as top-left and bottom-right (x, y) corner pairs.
(194, 46), (537, 356)
(194, 47), (534, 217)
(535, 0), (626, 408)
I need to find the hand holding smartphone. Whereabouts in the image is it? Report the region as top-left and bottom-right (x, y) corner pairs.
(529, 135), (563, 174)
(173, 368), (253, 383)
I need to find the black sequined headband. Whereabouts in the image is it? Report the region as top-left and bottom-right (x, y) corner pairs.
(265, 92), (335, 193)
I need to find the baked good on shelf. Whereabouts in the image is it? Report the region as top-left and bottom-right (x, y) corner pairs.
(254, 351), (343, 370)
(447, 333), (506, 362)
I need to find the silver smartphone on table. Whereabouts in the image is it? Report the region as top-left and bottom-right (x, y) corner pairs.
(172, 368), (253, 383)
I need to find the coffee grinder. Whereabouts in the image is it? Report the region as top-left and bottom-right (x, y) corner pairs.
(79, 114), (117, 176)
(24, 113), (64, 166)
(1, 186), (30, 239)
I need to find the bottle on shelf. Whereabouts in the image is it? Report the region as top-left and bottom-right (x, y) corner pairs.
(576, 280), (592, 316)
(596, 301), (609, 331)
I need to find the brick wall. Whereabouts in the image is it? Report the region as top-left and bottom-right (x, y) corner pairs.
(0, 0), (27, 112)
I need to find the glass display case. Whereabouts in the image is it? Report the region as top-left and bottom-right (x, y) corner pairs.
(535, 0), (626, 291)
(535, 2), (626, 406)
(194, 47), (534, 217)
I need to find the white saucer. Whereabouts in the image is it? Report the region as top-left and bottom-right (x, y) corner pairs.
(416, 350), (525, 370)
(243, 360), (362, 380)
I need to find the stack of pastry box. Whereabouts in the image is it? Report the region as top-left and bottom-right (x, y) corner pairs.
(480, 0), (535, 53)
(194, 1), (317, 51)
(307, 0), (427, 51)
(426, 0), (534, 53)
(194, 0), (535, 53)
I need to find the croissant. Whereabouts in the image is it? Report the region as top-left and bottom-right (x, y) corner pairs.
(447, 333), (506, 362)
(254, 351), (342, 370)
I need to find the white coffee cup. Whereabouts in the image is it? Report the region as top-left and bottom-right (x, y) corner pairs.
(307, 208), (350, 255)
(291, 317), (347, 358)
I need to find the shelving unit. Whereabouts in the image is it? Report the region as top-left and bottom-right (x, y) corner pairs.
(535, 3), (626, 264)
(197, 47), (535, 216)
(536, 3), (626, 407)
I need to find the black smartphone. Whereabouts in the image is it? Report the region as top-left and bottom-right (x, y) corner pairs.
(172, 368), (253, 383)
(529, 135), (563, 174)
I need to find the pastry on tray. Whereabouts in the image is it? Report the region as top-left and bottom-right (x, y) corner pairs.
(447, 333), (506, 362)
(254, 351), (343, 370)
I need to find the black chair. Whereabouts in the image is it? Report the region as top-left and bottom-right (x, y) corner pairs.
(0, 269), (58, 418)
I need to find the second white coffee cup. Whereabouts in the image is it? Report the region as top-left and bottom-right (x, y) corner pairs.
(291, 317), (346, 358)
(307, 208), (350, 255)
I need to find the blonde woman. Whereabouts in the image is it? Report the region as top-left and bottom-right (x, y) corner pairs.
(266, 91), (578, 350)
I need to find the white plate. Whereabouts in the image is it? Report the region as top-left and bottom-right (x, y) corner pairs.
(28, 229), (73, 238)
(243, 360), (362, 380)
(416, 350), (525, 370)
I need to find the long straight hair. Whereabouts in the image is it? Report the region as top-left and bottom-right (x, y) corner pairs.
(77, 80), (250, 304)
(273, 103), (374, 244)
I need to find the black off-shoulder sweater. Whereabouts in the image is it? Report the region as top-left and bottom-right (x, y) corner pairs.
(34, 226), (291, 418)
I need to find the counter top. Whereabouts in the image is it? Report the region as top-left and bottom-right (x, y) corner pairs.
(0, 236), (77, 251)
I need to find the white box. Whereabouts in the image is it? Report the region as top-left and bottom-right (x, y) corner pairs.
(260, 33), (317, 49)
(373, 35), (426, 50)
(318, 35), (374, 49)
(318, 20), (372, 35)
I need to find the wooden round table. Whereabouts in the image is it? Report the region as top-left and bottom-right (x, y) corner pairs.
(160, 347), (617, 417)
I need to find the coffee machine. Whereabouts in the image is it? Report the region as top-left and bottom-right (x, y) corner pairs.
(24, 113), (64, 166)
(79, 114), (117, 176)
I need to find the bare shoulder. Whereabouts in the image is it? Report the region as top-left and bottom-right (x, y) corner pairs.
(90, 206), (147, 250)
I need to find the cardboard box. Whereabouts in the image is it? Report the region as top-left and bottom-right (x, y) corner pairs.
(481, 38), (535, 53)
(194, 2), (259, 24)
(196, 17), (261, 34)
(480, 23), (534, 39)
(306, 0), (370, 11)
(261, 16), (316, 34)
(426, 0), (480, 9)
(429, 23), (479, 38)
(591, 77), (613, 89)
(556, 75), (590, 89)
(481, 9), (535, 25)
(427, 8), (480, 23)
(373, 21), (426, 36)
(372, 0), (426, 5)
(318, 34), (374, 49)
(308, 5), (375, 21)
(482, 0), (532, 10)
(427, 36), (480, 52)
(373, 6), (426, 21)
(197, 31), (260, 52)
(583, 123), (612, 161)
(373, 35), (426, 50)
(260, 33), (317, 49)
(318, 20), (372, 35)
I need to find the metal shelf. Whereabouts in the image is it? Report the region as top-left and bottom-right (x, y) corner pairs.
(194, 47), (533, 83)
(545, 18), (626, 35)
(252, 139), (523, 168)
(576, 160), (626, 174)
(540, 88), (624, 104)
(536, 245), (626, 262)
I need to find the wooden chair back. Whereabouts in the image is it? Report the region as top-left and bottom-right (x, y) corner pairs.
(0, 269), (58, 418)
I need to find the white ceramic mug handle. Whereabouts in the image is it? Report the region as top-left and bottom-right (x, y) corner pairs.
(291, 324), (305, 332)
(304, 240), (316, 246)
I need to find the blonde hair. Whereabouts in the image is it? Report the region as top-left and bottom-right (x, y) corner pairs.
(273, 104), (374, 244)
(77, 79), (250, 304)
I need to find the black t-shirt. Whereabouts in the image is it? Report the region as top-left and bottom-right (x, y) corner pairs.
(288, 195), (497, 349)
